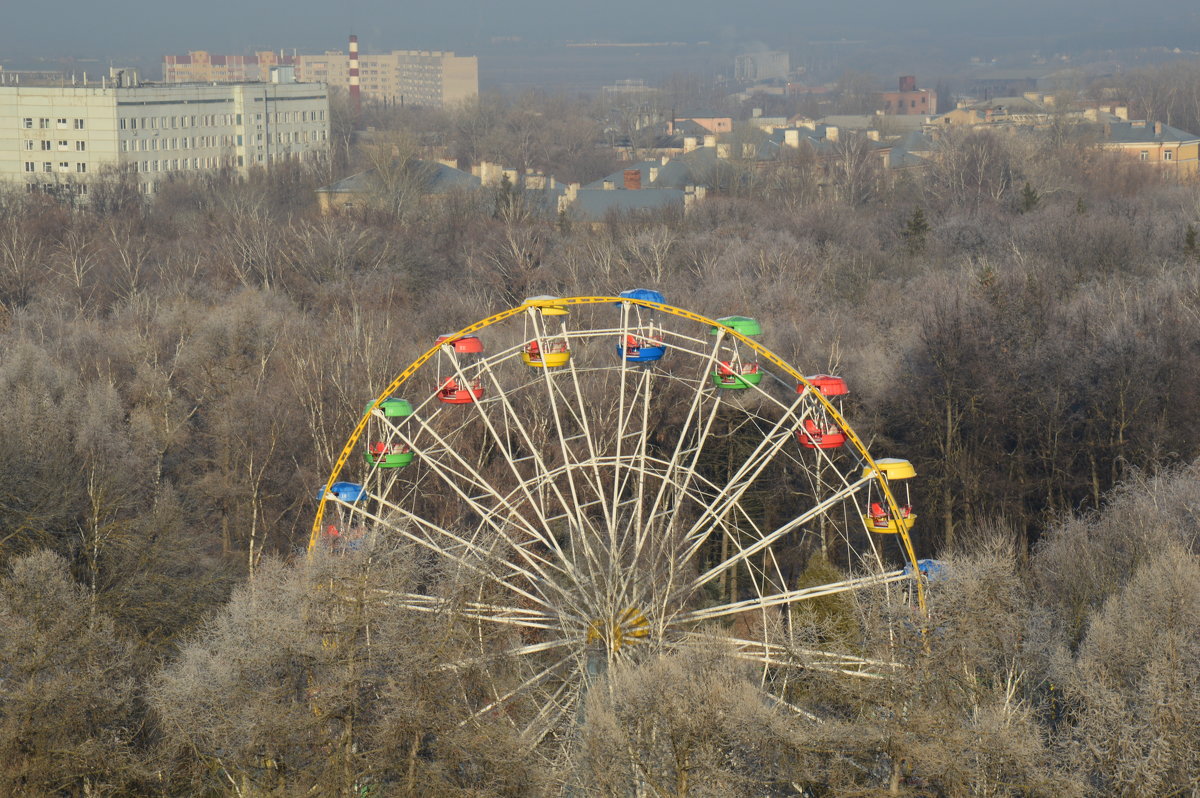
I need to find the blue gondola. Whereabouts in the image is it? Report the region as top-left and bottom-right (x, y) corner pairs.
(616, 288), (667, 362)
(615, 288), (666, 305)
(317, 481), (367, 503)
(902, 559), (946, 581)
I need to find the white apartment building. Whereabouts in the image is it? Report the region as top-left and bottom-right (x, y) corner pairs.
(0, 77), (330, 197)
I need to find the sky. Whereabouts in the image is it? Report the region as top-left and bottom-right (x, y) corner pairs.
(3, 0), (1199, 68)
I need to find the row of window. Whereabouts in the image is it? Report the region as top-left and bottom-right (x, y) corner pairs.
(24, 161), (87, 173)
(118, 109), (325, 130)
(22, 117), (85, 129)
(134, 158), (226, 173)
(114, 129), (326, 152)
(1139, 150), (1176, 161)
(22, 140), (87, 151)
(121, 135), (240, 152)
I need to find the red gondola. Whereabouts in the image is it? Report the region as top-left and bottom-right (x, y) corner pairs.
(439, 377), (484, 404)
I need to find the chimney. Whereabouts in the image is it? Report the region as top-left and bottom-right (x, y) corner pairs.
(624, 168), (641, 190)
(784, 129), (800, 148)
(683, 136), (698, 153)
(649, 166), (659, 183)
(825, 125), (839, 142)
(602, 179), (615, 190)
(866, 130), (880, 141)
(1154, 121), (1163, 136)
(899, 75), (917, 92)
(703, 134), (716, 148)
(349, 34), (361, 119)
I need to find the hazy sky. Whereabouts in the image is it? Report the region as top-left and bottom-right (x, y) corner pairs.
(4, 0), (1199, 63)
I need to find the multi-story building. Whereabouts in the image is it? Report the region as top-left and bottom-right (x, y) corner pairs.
(0, 73), (329, 198)
(879, 76), (937, 116)
(162, 51), (297, 83)
(294, 50), (477, 108)
(734, 51), (790, 83)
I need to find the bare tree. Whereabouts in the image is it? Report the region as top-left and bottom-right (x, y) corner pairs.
(0, 551), (143, 795)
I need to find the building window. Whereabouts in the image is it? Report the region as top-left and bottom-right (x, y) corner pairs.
(58, 140), (69, 150)
(58, 161), (69, 172)
(57, 118), (67, 128)
(1164, 150), (1174, 161)
(1140, 150), (1149, 161)
(73, 119), (84, 129)
(22, 118), (33, 129)
(23, 140), (33, 151)
(43, 162), (52, 172)
(39, 118), (50, 128)
(76, 141), (86, 151)
(40, 141), (51, 151)
(24, 162), (35, 172)
(76, 163), (87, 173)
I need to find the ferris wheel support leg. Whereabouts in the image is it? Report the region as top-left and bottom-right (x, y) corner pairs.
(458, 652), (577, 729)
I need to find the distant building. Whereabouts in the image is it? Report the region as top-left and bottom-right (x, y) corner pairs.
(294, 50), (477, 108)
(1100, 120), (1200, 172)
(602, 79), (658, 97)
(563, 150), (711, 221)
(0, 73), (330, 198)
(734, 51), (790, 83)
(879, 76), (936, 116)
(162, 51), (295, 83)
(667, 114), (733, 135)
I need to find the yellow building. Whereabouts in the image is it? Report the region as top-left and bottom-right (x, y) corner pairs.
(1100, 120), (1200, 173)
(294, 50), (477, 109)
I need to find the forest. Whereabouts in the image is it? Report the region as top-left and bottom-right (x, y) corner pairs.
(2, 70), (1200, 795)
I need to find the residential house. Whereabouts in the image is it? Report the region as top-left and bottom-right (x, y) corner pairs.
(1099, 120), (1200, 172)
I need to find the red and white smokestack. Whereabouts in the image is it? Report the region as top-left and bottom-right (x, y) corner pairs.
(349, 34), (361, 118)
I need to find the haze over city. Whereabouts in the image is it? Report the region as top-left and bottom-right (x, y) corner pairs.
(5, 0), (1200, 77)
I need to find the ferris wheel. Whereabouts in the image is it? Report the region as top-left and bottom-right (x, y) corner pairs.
(310, 292), (924, 748)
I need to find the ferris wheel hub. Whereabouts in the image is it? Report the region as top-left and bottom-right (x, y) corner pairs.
(586, 607), (651, 652)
